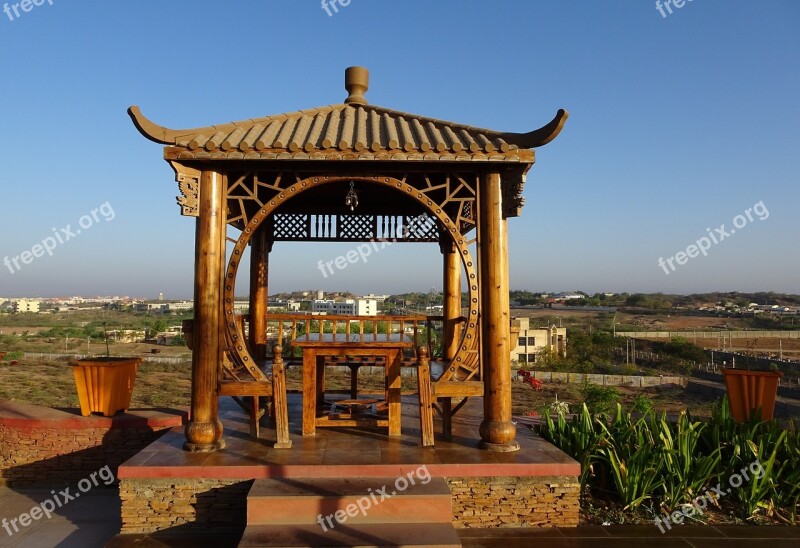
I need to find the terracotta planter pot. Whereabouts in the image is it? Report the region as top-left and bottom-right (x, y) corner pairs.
(70, 357), (142, 417)
(721, 368), (783, 422)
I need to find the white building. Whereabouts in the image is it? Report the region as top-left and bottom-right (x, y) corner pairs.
(311, 299), (377, 316)
(12, 299), (41, 313)
(166, 301), (194, 312)
(361, 293), (390, 303)
(511, 317), (566, 364)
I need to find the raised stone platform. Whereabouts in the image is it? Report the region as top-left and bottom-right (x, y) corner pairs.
(117, 394), (580, 534)
(0, 400), (186, 487)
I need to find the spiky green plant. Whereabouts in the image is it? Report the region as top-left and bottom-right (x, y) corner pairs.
(596, 404), (665, 511)
(655, 411), (720, 512)
(539, 403), (604, 489)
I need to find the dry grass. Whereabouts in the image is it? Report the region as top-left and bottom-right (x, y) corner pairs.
(511, 380), (716, 416)
(1, 357), (717, 418)
(0, 358), (193, 409)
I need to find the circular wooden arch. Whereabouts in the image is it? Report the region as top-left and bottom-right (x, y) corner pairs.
(222, 174), (480, 382)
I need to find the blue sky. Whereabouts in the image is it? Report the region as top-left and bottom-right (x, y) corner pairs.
(0, 0), (798, 299)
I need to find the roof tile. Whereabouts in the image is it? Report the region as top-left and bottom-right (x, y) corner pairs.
(130, 102), (568, 161)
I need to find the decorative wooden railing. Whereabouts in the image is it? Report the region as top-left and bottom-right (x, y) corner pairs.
(258, 314), (445, 361)
(221, 312), (478, 383)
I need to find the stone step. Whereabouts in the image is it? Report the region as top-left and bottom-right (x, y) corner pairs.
(238, 522), (462, 547)
(247, 477), (453, 526)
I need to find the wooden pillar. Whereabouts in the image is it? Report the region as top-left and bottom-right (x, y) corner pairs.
(442, 240), (461, 361)
(185, 169), (226, 452)
(478, 172), (519, 452)
(249, 227), (270, 362)
(440, 239), (461, 440)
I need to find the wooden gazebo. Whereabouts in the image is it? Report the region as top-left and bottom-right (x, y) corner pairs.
(129, 66), (567, 454)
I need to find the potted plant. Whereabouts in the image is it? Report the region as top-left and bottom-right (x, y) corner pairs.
(721, 367), (783, 422)
(70, 323), (141, 417)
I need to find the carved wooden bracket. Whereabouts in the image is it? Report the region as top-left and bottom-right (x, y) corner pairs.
(170, 162), (201, 217)
(501, 174), (526, 218)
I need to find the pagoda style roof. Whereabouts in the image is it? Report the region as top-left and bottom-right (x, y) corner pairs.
(128, 67), (567, 163)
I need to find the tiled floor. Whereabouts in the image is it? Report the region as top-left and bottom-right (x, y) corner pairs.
(119, 394), (579, 481)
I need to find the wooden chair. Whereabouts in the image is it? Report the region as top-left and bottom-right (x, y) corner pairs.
(417, 346), (484, 445)
(218, 343), (292, 449)
(415, 346), (484, 446)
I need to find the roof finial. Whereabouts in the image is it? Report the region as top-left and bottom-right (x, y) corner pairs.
(344, 66), (369, 105)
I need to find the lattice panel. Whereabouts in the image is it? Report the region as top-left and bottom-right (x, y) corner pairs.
(411, 172), (478, 236)
(273, 214), (309, 240)
(338, 215), (376, 241)
(402, 215), (438, 240)
(459, 201), (475, 233)
(226, 171), (301, 228)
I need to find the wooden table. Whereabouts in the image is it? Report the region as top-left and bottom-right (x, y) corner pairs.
(292, 333), (412, 437)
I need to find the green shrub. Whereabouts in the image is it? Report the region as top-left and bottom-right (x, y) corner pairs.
(631, 394), (654, 415)
(580, 384), (620, 415)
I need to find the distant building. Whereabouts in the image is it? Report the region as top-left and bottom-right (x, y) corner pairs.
(550, 292), (585, 302)
(12, 299), (40, 313)
(311, 299), (377, 316)
(361, 293), (390, 303)
(511, 317), (566, 364)
(134, 302), (169, 313)
(166, 301), (194, 312)
(108, 329), (146, 343)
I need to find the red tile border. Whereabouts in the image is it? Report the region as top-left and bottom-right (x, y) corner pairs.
(0, 400), (187, 429)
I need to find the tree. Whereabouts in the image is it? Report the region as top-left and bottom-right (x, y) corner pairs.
(147, 319), (168, 338)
